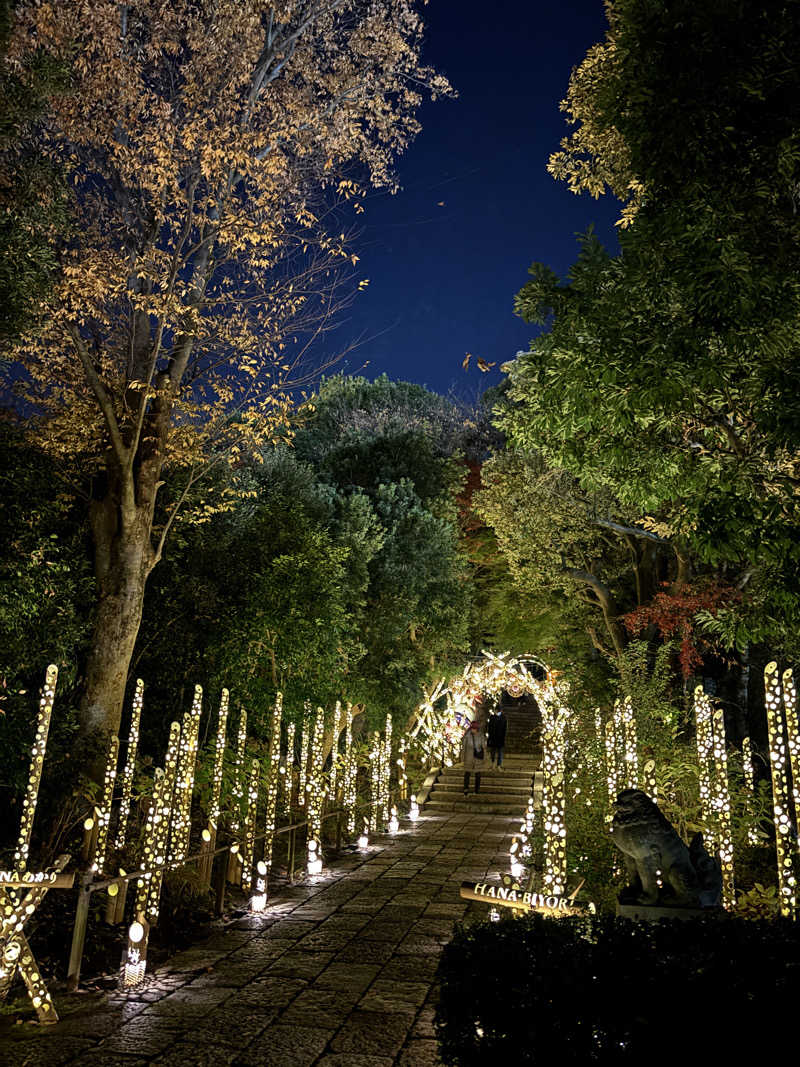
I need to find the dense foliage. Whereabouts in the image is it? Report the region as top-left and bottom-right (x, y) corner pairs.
(436, 912), (800, 1064)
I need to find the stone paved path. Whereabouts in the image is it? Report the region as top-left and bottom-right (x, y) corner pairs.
(2, 810), (517, 1067)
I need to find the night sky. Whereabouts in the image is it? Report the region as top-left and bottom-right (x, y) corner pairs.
(327, 0), (622, 398)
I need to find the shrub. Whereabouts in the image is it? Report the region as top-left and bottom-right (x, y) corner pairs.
(435, 911), (800, 1064)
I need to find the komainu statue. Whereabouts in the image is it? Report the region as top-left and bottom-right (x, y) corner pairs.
(610, 789), (722, 908)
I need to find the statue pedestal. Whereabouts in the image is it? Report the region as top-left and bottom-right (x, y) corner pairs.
(616, 903), (717, 922)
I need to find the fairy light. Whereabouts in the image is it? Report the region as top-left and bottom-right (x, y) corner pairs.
(343, 704), (356, 836)
(147, 721), (180, 921)
(381, 715), (393, 824)
(298, 703), (310, 806)
(13, 665), (57, 874)
(305, 706), (325, 851)
(741, 736), (759, 846)
(262, 693), (283, 875)
(134, 770), (163, 920)
(93, 735), (119, 873)
(711, 706), (735, 908)
(168, 685), (203, 867)
(764, 663), (797, 916)
(694, 687), (714, 843)
(604, 717), (618, 822)
(240, 759), (260, 893)
(115, 679), (143, 850)
(228, 709), (248, 879)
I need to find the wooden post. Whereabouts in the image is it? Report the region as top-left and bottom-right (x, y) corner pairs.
(66, 871), (93, 992)
(213, 852), (227, 917)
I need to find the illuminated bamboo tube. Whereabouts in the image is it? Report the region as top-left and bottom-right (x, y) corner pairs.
(115, 679), (143, 850)
(147, 721), (180, 922)
(380, 715), (393, 824)
(642, 758), (657, 803)
(694, 687), (715, 844)
(93, 734), (120, 873)
(764, 663), (797, 916)
(369, 731), (381, 831)
(120, 918), (149, 991)
(208, 689), (230, 834)
(13, 665), (58, 874)
(168, 684), (203, 867)
(307, 706), (326, 851)
(711, 706), (735, 908)
(604, 717), (619, 820)
(261, 693), (283, 878)
(343, 704), (356, 836)
(397, 736), (408, 801)
(782, 669), (800, 840)
(621, 697), (638, 790)
(298, 702), (311, 806)
(240, 759), (260, 893)
(541, 706), (566, 895)
(329, 701), (342, 799)
(227, 708), (248, 884)
(741, 735), (759, 846)
(134, 767), (165, 920)
(280, 721), (296, 822)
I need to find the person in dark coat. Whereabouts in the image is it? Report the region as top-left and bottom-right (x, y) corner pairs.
(487, 709), (507, 769)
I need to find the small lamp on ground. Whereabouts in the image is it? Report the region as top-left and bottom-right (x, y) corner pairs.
(250, 860), (268, 912)
(357, 821), (369, 849)
(307, 838), (322, 876)
(388, 805), (399, 834)
(408, 795), (420, 822)
(120, 918), (148, 990)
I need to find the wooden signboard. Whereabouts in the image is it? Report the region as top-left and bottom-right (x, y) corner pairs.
(460, 880), (593, 916)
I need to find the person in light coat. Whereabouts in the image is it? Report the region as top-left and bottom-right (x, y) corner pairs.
(461, 720), (487, 796)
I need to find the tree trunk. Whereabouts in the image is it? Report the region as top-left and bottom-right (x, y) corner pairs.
(81, 476), (156, 759)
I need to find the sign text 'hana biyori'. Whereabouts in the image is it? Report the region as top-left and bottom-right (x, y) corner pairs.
(459, 880), (593, 916)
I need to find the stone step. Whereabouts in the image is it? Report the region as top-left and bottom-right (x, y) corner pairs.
(438, 769), (535, 783)
(433, 785), (533, 800)
(430, 790), (532, 806)
(426, 798), (529, 815)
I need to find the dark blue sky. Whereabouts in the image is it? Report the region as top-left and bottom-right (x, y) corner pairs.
(327, 0), (622, 397)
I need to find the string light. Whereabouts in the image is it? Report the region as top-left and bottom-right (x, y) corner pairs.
(115, 679), (143, 850)
(764, 663), (796, 916)
(227, 708), (248, 883)
(381, 715), (393, 825)
(369, 730), (381, 831)
(741, 735), (759, 846)
(620, 697), (638, 790)
(281, 720), (295, 822)
(541, 681), (568, 896)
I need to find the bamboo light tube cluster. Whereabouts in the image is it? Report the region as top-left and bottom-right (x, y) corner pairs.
(169, 685), (203, 867)
(343, 704), (357, 836)
(115, 679), (143, 850)
(240, 759), (260, 893)
(93, 735), (119, 874)
(764, 663), (797, 916)
(380, 715), (393, 825)
(13, 665), (57, 874)
(261, 693), (283, 877)
(298, 702), (311, 806)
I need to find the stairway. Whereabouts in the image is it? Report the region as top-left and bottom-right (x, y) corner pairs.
(423, 703), (541, 816)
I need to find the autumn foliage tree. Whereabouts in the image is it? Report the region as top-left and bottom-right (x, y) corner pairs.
(3, 0), (449, 757)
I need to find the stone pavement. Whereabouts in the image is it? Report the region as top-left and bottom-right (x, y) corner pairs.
(1, 809), (517, 1067)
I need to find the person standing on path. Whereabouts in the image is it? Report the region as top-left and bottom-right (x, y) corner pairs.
(462, 720), (487, 796)
(487, 708), (507, 768)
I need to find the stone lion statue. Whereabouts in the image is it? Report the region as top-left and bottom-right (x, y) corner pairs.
(610, 789), (721, 908)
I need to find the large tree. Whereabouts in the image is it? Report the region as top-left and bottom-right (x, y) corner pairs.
(500, 0), (800, 670)
(4, 1), (449, 751)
